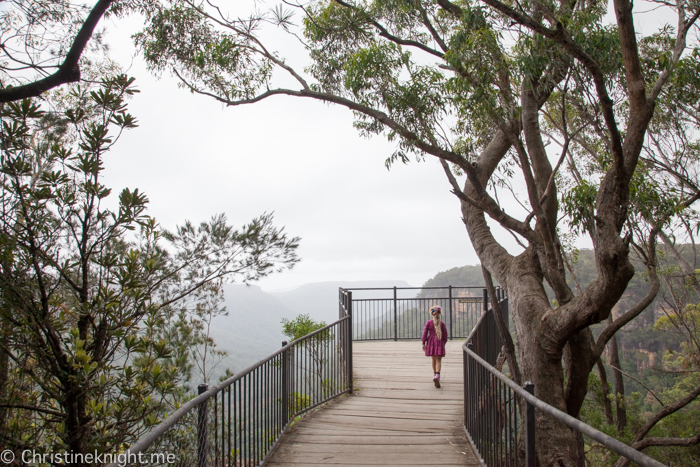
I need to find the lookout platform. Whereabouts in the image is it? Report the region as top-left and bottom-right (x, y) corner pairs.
(267, 340), (482, 466)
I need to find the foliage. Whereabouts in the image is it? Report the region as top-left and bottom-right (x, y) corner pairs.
(655, 304), (700, 374)
(581, 299), (700, 466)
(418, 264), (489, 297)
(132, 0), (700, 462)
(281, 314), (336, 405)
(281, 314), (327, 342)
(0, 75), (300, 457)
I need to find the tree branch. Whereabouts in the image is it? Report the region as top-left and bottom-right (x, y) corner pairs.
(0, 0), (114, 103)
(477, 0), (625, 169)
(632, 433), (700, 450)
(332, 0), (445, 58)
(0, 403), (65, 418)
(594, 267), (660, 357)
(483, 265), (522, 385)
(614, 384), (700, 467)
(605, 362), (665, 406)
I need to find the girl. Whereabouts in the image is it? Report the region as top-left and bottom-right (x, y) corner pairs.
(422, 306), (448, 388)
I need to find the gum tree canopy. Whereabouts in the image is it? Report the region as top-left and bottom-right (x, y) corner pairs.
(136, 0), (700, 464)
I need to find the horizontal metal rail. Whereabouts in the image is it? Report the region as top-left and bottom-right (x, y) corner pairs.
(342, 286), (487, 291)
(463, 290), (665, 467)
(463, 343), (665, 467)
(110, 284), (664, 467)
(109, 315), (352, 467)
(342, 285), (494, 341)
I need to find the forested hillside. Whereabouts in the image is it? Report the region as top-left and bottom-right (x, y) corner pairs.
(427, 251), (700, 464)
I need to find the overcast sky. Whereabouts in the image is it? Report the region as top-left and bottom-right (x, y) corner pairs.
(91, 0), (680, 292)
(99, 10), (530, 292)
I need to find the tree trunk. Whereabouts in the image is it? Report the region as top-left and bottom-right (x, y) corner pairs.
(597, 359), (615, 425)
(508, 254), (580, 466)
(455, 108), (640, 464)
(607, 317), (627, 433)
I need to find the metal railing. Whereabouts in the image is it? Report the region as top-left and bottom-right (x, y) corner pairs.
(113, 284), (667, 467)
(463, 290), (666, 467)
(342, 286), (486, 341)
(110, 302), (353, 467)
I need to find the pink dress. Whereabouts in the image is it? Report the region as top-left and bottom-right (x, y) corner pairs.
(422, 320), (448, 356)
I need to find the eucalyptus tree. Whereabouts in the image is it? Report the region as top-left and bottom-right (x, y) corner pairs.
(135, 0), (700, 463)
(0, 76), (299, 461)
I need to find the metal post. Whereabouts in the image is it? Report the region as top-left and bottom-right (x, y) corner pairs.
(281, 341), (289, 427)
(197, 383), (208, 467)
(524, 382), (536, 467)
(393, 286), (398, 341)
(448, 285), (453, 340)
(465, 343), (473, 432)
(347, 291), (354, 393)
(482, 288), (488, 313)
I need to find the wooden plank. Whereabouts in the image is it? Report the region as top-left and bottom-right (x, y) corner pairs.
(351, 389), (463, 400)
(265, 341), (480, 466)
(266, 460), (483, 467)
(331, 405), (461, 416)
(268, 451), (481, 465)
(282, 434), (466, 445)
(304, 414), (461, 431)
(269, 451), (475, 465)
(275, 444), (474, 455)
(287, 426), (454, 437)
(347, 399), (460, 406)
(314, 409), (458, 421)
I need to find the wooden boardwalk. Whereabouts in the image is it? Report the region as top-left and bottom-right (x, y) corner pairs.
(267, 341), (482, 466)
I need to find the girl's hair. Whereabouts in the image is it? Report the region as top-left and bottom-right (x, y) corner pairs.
(431, 307), (442, 340)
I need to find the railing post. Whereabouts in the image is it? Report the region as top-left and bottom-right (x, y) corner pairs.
(281, 341), (289, 427)
(525, 382), (536, 467)
(482, 288), (488, 313)
(197, 383), (208, 467)
(465, 343), (473, 433)
(347, 291), (353, 393)
(448, 285), (453, 340)
(393, 286), (398, 341)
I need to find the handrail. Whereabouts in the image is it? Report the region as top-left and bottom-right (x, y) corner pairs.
(110, 314), (352, 467)
(463, 291), (666, 467)
(110, 284), (666, 467)
(341, 286), (486, 291)
(342, 285), (490, 341)
(464, 305), (489, 344)
(463, 343), (665, 467)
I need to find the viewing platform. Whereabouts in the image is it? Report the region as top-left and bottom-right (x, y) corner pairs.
(117, 286), (666, 467)
(267, 341), (481, 466)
